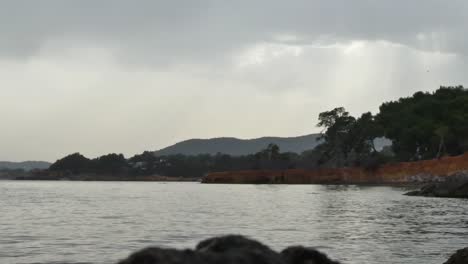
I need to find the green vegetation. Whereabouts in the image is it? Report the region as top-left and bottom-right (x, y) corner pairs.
(314, 86), (468, 167)
(315, 107), (386, 168)
(377, 86), (468, 160)
(48, 145), (301, 178)
(45, 86), (468, 178)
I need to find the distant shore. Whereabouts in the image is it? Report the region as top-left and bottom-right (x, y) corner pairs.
(5, 153), (468, 185)
(12, 174), (200, 182)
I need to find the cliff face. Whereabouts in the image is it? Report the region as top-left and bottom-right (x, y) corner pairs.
(202, 153), (468, 184)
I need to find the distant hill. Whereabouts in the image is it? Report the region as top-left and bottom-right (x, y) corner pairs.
(155, 134), (392, 157)
(155, 134), (324, 156)
(0, 161), (51, 171)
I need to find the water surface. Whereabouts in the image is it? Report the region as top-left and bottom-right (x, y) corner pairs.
(0, 181), (467, 264)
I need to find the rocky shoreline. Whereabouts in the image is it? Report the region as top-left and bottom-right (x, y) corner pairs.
(405, 171), (468, 198)
(202, 154), (468, 185)
(117, 235), (467, 264)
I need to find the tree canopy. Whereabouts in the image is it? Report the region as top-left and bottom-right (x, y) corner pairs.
(315, 86), (468, 166)
(376, 86), (468, 160)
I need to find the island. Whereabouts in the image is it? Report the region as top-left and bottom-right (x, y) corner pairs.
(7, 86), (468, 187)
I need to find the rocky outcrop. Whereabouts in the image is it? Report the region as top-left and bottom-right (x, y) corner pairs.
(405, 171), (468, 198)
(203, 153), (468, 184)
(444, 248), (468, 264)
(117, 235), (341, 264)
(117, 235), (466, 264)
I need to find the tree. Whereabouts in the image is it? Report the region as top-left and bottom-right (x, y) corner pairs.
(93, 153), (128, 174)
(49, 153), (92, 174)
(317, 107), (356, 167)
(435, 126), (449, 159)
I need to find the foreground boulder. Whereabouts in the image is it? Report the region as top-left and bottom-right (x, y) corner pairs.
(281, 246), (341, 264)
(117, 235), (341, 264)
(444, 248), (468, 264)
(405, 171), (468, 198)
(117, 235), (467, 264)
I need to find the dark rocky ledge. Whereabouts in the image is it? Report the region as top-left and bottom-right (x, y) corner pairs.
(405, 171), (468, 198)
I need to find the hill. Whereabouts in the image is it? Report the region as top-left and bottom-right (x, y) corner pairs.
(155, 134), (324, 156)
(155, 134), (391, 156)
(0, 161), (51, 171)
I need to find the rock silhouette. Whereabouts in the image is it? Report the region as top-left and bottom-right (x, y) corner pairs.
(281, 246), (341, 264)
(117, 235), (466, 264)
(444, 248), (468, 264)
(117, 235), (340, 264)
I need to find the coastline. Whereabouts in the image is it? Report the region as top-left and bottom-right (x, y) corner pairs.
(12, 174), (200, 182)
(6, 153), (468, 185)
(202, 153), (468, 185)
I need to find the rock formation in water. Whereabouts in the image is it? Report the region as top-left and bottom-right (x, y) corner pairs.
(117, 235), (341, 264)
(405, 171), (468, 198)
(444, 248), (468, 264)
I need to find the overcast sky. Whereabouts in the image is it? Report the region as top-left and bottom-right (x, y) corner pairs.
(1, 1), (468, 162)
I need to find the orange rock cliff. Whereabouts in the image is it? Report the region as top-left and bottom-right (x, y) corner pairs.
(202, 153), (468, 184)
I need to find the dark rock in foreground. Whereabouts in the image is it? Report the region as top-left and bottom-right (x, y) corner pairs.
(405, 171), (468, 198)
(281, 246), (341, 264)
(444, 248), (468, 264)
(117, 235), (341, 264)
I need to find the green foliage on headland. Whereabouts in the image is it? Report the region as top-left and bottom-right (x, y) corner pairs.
(48, 144), (299, 178)
(378, 86), (468, 160)
(314, 86), (468, 167)
(45, 86), (468, 178)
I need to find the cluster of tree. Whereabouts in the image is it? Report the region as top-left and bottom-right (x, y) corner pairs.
(48, 144), (311, 178)
(48, 86), (468, 177)
(314, 86), (468, 167)
(377, 86), (468, 161)
(49, 153), (127, 175)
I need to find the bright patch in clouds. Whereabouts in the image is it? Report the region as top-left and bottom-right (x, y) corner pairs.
(235, 43), (303, 67)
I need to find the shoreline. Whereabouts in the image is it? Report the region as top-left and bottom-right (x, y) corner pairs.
(4, 179), (420, 187)
(11, 174), (201, 182)
(202, 153), (468, 185)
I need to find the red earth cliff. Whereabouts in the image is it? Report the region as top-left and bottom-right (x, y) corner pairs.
(202, 153), (468, 184)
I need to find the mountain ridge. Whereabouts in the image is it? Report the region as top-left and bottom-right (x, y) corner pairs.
(155, 134), (392, 157)
(155, 134), (323, 156)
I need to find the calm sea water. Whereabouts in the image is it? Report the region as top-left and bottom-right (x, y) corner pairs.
(0, 181), (467, 264)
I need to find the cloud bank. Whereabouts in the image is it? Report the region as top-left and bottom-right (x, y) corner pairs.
(1, 1), (467, 161)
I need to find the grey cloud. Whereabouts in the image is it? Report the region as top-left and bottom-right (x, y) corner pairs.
(2, 1), (468, 161)
(1, 0), (468, 64)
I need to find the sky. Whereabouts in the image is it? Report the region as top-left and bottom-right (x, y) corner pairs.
(1, 0), (468, 162)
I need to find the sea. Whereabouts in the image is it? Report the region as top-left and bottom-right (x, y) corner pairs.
(0, 181), (467, 264)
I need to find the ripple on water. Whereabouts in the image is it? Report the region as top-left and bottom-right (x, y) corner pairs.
(0, 182), (467, 264)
